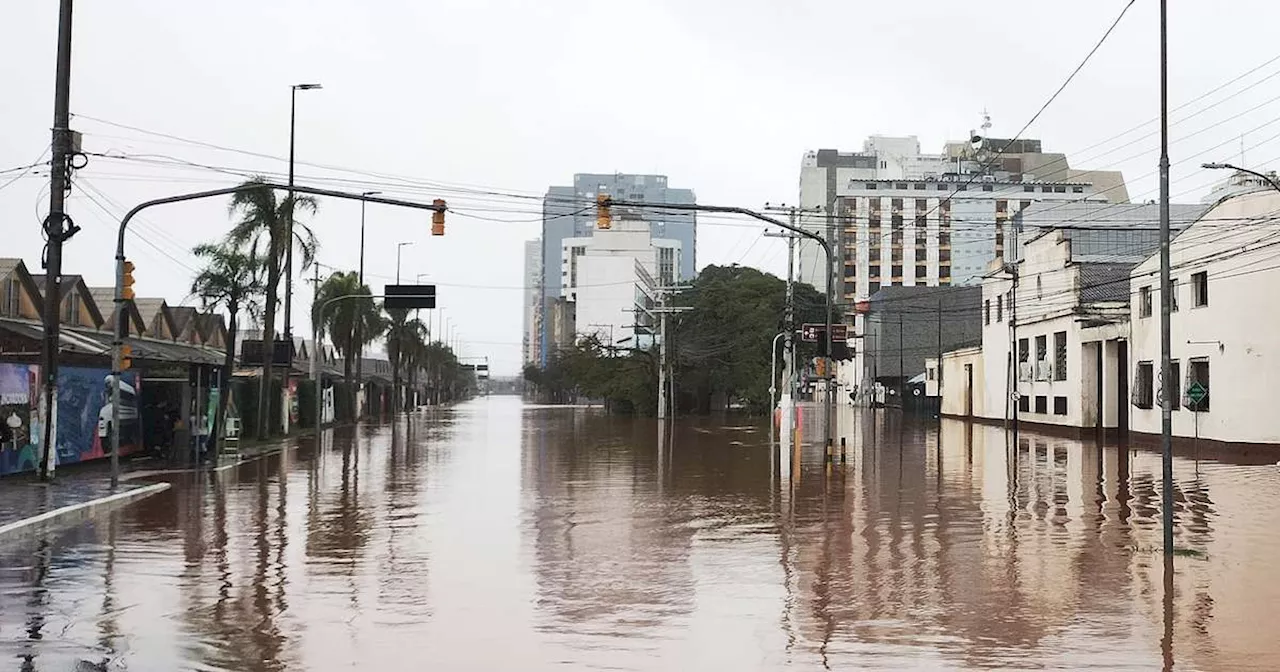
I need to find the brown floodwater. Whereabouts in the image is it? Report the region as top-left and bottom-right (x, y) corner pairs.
(1, 396), (1278, 670)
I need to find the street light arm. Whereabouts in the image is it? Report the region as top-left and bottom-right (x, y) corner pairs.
(1202, 162), (1280, 194)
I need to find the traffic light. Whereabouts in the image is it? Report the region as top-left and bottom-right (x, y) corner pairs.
(431, 199), (446, 236)
(121, 260), (136, 301)
(119, 344), (133, 371)
(596, 193), (612, 230)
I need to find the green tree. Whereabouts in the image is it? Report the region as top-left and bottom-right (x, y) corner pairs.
(311, 271), (384, 413)
(384, 309), (428, 413)
(225, 178), (319, 438)
(189, 241), (264, 457)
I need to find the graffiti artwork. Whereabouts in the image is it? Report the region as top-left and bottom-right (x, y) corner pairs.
(0, 363), (142, 476)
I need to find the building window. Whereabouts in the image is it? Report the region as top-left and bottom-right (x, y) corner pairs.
(1054, 331), (1067, 381)
(1168, 278), (1179, 312)
(1018, 337), (1029, 363)
(896, 183), (908, 190)
(869, 264), (881, 278)
(996, 294), (1003, 322)
(891, 265), (903, 279)
(1139, 286), (1152, 317)
(915, 265), (928, 279)
(1019, 395), (1030, 413)
(1192, 271), (1208, 307)
(1189, 358), (1210, 411)
(3, 278), (19, 316)
(1072, 186), (1084, 193)
(866, 183), (878, 190)
(982, 184), (994, 192)
(1054, 186), (1067, 193)
(1035, 335), (1048, 379)
(1024, 185), (1035, 192)
(1053, 396), (1068, 415)
(1135, 362), (1154, 409)
(937, 184), (948, 191)
(1035, 396), (1048, 414)
(984, 300), (991, 325)
(868, 281), (881, 296)
(1170, 360), (1181, 412)
(913, 183), (925, 190)
(1042, 186), (1053, 193)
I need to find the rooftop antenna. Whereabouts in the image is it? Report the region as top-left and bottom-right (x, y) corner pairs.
(981, 108), (993, 137)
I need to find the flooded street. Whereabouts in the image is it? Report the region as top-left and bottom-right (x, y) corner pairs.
(2, 396), (1279, 670)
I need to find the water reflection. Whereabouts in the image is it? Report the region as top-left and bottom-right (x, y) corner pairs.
(0, 399), (1277, 670)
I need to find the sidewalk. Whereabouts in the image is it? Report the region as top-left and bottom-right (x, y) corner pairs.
(0, 432), (311, 540)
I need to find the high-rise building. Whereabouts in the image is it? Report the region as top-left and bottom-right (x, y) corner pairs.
(796, 130), (1130, 394)
(522, 238), (542, 367)
(537, 173), (695, 365)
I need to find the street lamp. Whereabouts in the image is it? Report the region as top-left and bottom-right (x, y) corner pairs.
(359, 190), (381, 286)
(1201, 162), (1280, 193)
(283, 82), (322, 390)
(396, 241), (414, 284)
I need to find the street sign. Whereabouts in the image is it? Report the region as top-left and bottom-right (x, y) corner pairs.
(1186, 381), (1208, 408)
(384, 284), (437, 310)
(801, 323), (848, 343)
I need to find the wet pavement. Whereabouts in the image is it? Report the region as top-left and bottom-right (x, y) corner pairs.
(1, 396), (1279, 670)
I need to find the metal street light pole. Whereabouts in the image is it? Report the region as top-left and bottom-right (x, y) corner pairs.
(282, 82), (321, 392)
(396, 242), (413, 284)
(1157, 0), (1174, 561)
(354, 190), (380, 408)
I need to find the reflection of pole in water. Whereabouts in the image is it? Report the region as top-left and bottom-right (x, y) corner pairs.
(1161, 552), (1175, 671)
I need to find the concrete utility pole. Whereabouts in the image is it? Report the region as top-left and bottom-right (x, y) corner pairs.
(763, 221), (802, 441)
(39, 0), (78, 481)
(354, 190), (380, 405)
(1158, 0), (1174, 560)
(650, 286), (691, 419)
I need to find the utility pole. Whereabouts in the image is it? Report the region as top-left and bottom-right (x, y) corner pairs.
(354, 190), (379, 407)
(39, 0), (78, 481)
(763, 205), (813, 449)
(936, 298), (943, 418)
(649, 284), (691, 419)
(898, 313), (905, 407)
(1158, 0), (1174, 560)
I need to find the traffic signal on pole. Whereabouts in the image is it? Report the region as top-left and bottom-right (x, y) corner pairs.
(121, 260), (136, 301)
(815, 357), (827, 378)
(596, 193), (612, 230)
(431, 199), (446, 236)
(120, 344), (133, 371)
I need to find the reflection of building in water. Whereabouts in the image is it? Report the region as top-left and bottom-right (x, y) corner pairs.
(782, 413), (1280, 666)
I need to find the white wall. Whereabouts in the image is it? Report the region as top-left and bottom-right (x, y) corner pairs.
(941, 347), (984, 417)
(1128, 189), (1280, 444)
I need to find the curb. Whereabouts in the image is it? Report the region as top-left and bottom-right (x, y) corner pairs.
(0, 482), (171, 542)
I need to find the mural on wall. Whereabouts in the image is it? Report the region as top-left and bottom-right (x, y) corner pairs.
(0, 364), (142, 476)
(0, 364), (39, 475)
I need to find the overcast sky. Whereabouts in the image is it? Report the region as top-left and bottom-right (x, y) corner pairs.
(4, 0), (1279, 374)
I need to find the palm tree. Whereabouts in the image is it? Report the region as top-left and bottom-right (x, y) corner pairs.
(384, 309), (429, 415)
(225, 178), (319, 438)
(190, 241), (264, 459)
(312, 271), (384, 417)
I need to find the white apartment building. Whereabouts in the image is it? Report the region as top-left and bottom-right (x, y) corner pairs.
(562, 216), (681, 350)
(522, 238), (542, 366)
(798, 134), (1130, 395)
(1128, 183), (1280, 445)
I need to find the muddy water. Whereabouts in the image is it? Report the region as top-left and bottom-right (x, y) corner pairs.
(1, 397), (1278, 670)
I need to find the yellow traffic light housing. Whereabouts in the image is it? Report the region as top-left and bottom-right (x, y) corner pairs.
(431, 199), (446, 236)
(120, 344), (133, 371)
(596, 193), (612, 230)
(121, 260), (136, 301)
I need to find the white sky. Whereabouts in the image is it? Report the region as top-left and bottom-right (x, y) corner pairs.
(3, 0), (1279, 375)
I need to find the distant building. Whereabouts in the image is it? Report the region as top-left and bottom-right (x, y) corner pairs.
(562, 215), (679, 351)
(798, 130), (1134, 390)
(538, 173), (695, 365)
